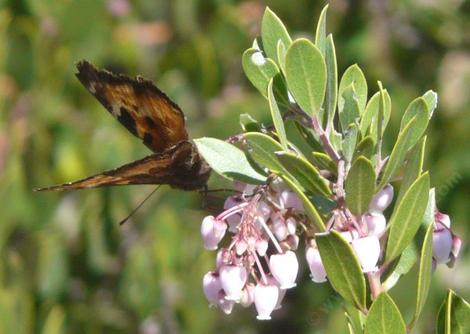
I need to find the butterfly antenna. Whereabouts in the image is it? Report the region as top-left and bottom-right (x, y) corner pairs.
(119, 185), (161, 226)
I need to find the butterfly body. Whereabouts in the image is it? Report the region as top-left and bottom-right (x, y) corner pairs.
(36, 61), (210, 192)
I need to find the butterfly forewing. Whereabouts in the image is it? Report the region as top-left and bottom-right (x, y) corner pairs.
(76, 60), (188, 153)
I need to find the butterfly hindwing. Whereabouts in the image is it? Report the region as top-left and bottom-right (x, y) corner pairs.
(35, 142), (209, 191)
(75, 60), (188, 153)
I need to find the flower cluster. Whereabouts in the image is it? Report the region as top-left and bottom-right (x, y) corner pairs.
(201, 179), (303, 319)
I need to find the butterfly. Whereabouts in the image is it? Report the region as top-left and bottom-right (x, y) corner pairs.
(36, 60), (211, 192)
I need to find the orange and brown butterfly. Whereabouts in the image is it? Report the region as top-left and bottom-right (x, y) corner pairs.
(35, 60), (211, 192)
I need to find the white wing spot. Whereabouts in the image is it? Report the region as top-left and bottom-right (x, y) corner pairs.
(88, 81), (97, 94)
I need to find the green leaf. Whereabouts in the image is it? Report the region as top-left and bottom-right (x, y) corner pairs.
(280, 175), (325, 231)
(354, 136), (376, 161)
(338, 64), (368, 113)
(360, 90), (392, 138)
(311, 151), (337, 174)
(377, 116), (418, 189)
(412, 222), (434, 326)
(345, 156), (376, 215)
(316, 230), (366, 310)
(365, 293), (406, 334)
(385, 173), (430, 264)
(342, 123), (359, 163)
(285, 38), (327, 116)
(422, 90), (438, 118)
(267, 78), (288, 150)
(194, 137), (266, 184)
(261, 7), (292, 65)
(276, 151), (331, 197)
(399, 97), (430, 151)
(315, 4), (329, 55)
(383, 189), (435, 290)
(338, 84), (361, 132)
(276, 39), (287, 73)
(243, 132), (286, 173)
(242, 48), (280, 98)
(437, 290), (470, 334)
(396, 136), (426, 203)
(240, 113), (261, 132)
(325, 34), (338, 128)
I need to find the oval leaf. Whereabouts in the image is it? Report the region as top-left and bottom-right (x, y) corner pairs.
(360, 89), (392, 138)
(385, 172), (430, 264)
(437, 290), (470, 334)
(242, 48), (280, 98)
(244, 132), (286, 173)
(285, 38), (327, 116)
(338, 64), (368, 113)
(400, 97), (430, 151)
(194, 137), (266, 184)
(276, 151), (332, 197)
(338, 84), (361, 132)
(345, 156), (376, 215)
(261, 7), (292, 65)
(365, 293), (406, 334)
(316, 230), (366, 310)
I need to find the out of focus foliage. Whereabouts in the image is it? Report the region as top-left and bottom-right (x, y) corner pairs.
(0, 0), (469, 333)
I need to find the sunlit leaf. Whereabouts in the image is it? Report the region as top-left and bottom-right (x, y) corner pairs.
(267, 78), (288, 150)
(261, 7), (292, 65)
(365, 293), (406, 334)
(338, 64), (368, 113)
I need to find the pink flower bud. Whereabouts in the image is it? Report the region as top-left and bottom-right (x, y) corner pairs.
(269, 251), (299, 289)
(257, 201), (272, 220)
(202, 272), (222, 305)
(235, 240), (248, 255)
(305, 246), (327, 283)
(369, 184), (394, 213)
(433, 228), (453, 264)
(201, 216), (227, 250)
(224, 196), (242, 232)
(256, 239), (268, 256)
(351, 236), (381, 272)
(280, 190), (304, 212)
(286, 234), (299, 250)
(286, 217), (297, 235)
(435, 212), (451, 228)
(219, 265), (247, 301)
(365, 212), (386, 237)
(240, 283), (255, 307)
(271, 216), (288, 241)
(254, 283), (279, 320)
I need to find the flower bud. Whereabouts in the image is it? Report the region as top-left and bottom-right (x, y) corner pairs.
(254, 283), (279, 320)
(306, 246), (327, 283)
(286, 218), (297, 235)
(364, 212), (386, 237)
(202, 272), (222, 305)
(351, 236), (381, 272)
(280, 190), (304, 212)
(201, 216), (227, 250)
(235, 240), (247, 255)
(286, 234), (299, 250)
(219, 265), (247, 301)
(369, 184), (394, 213)
(256, 239), (268, 256)
(269, 251), (299, 289)
(240, 283), (255, 307)
(339, 229), (359, 243)
(257, 201), (272, 220)
(433, 228), (453, 264)
(271, 216), (288, 241)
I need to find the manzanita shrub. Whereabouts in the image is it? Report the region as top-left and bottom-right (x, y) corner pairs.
(194, 6), (469, 333)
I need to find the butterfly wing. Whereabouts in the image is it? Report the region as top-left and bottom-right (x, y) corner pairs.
(35, 142), (209, 191)
(75, 60), (188, 153)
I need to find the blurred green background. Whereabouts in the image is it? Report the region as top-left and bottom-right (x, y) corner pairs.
(0, 0), (469, 333)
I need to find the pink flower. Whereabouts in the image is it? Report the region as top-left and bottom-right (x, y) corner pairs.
(224, 197), (242, 232)
(351, 236), (381, 272)
(254, 283), (279, 320)
(269, 251), (298, 289)
(280, 190), (304, 212)
(369, 184), (394, 213)
(271, 215), (288, 241)
(364, 212), (386, 237)
(219, 265), (247, 301)
(240, 283), (255, 307)
(202, 272), (222, 305)
(433, 228), (453, 264)
(201, 216), (227, 250)
(305, 246), (327, 283)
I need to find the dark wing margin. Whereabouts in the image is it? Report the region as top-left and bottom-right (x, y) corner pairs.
(75, 60), (188, 153)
